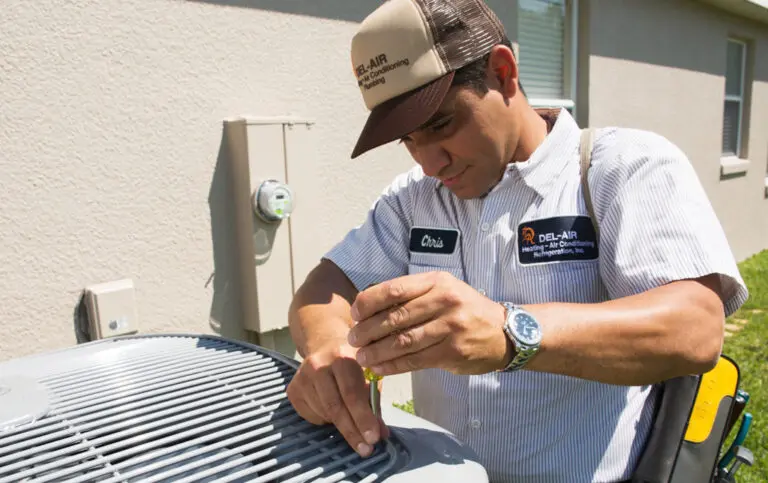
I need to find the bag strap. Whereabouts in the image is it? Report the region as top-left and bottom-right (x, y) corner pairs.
(579, 128), (599, 241)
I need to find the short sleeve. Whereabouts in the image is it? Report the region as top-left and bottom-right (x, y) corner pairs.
(323, 168), (418, 291)
(592, 129), (749, 316)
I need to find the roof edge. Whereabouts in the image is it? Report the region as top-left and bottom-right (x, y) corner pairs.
(698, 0), (768, 26)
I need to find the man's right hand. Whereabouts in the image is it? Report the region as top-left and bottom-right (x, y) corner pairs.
(286, 340), (389, 457)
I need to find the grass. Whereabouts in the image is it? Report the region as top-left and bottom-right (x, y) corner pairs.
(721, 249), (768, 482)
(392, 399), (414, 415)
(391, 249), (768, 481)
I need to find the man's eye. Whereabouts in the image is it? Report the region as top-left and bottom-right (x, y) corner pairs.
(429, 117), (452, 132)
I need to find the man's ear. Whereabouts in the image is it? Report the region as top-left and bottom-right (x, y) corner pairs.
(486, 45), (521, 98)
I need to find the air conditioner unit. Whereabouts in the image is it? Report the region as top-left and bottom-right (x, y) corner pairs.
(0, 334), (488, 482)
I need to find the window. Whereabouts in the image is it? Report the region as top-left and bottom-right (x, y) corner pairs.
(517, 0), (578, 114)
(722, 38), (747, 158)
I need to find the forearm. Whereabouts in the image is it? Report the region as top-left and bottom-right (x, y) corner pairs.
(524, 275), (725, 386)
(288, 259), (359, 358)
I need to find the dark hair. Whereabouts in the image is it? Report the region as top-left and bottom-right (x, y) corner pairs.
(451, 37), (526, 97)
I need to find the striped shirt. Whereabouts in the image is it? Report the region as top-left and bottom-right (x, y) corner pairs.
(324, 108), (749, 482)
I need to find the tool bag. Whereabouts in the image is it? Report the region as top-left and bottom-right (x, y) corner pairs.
(578, 128), (751, 483)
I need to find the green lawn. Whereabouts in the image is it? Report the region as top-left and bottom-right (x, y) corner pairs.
(721, 249), (768, 482)
(391, 249), (768, 481)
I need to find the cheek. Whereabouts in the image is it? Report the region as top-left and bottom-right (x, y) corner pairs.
(446, 125), (503, 163)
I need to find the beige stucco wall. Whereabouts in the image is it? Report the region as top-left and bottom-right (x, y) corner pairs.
(0, 0), (518, 407)
(587, 0), (768, 261)
(1, 1), (415, 368)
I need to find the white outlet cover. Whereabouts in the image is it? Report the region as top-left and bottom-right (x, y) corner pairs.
(85, 279), (139, 339)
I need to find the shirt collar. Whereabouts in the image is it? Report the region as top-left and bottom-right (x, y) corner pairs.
(507, 108), (581, 198)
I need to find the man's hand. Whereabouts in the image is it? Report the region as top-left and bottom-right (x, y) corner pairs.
(346, 271), (510, 376)
(286, 340), (389, 457)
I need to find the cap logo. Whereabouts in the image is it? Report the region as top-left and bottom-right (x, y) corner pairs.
(355, 53), (412, 92)
(349, 0), (508, 158)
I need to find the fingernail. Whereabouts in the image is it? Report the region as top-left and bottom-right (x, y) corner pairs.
(357, 442), (372, 457)
(363, 430), (377, 445)
(350, 305), (360, 321)
(357, 351), (367, 365)
(347, 331), (357, 346)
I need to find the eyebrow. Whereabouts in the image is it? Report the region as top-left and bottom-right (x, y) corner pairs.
(399, 106), (456, 142)
(420, 111), (453, 130)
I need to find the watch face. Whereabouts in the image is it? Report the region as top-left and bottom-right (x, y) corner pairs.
(514, 312), (542, 345)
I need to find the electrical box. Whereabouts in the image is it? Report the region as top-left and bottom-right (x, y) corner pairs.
(84, 279), (139, 339)
(223, 116), (313, 336)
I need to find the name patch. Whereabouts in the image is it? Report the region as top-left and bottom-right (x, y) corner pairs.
(409, 227), (459, 255)
(518, 216), (598, 264)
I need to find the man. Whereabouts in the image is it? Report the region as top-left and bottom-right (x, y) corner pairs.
(286, 1), (749, 482)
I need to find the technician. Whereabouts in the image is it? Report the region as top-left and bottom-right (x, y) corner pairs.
(286, 1), (749, 482)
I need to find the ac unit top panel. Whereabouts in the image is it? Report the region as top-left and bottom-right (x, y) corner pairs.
(0, 334), (487, 483)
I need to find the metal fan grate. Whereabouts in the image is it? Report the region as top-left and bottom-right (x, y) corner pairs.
(0, 335), (400, 482)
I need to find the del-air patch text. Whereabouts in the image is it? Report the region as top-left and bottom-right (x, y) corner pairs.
(518, 216), (598, 264)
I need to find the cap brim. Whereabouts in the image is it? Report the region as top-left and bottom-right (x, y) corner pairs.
(351, 71), (455, 159)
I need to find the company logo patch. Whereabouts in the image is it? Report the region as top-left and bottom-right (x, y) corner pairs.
(409, 227), (459, 255)
(518, 216), (598, 264)
(521, 226), (535, 245)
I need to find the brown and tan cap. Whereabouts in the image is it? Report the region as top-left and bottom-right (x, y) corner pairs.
(350, 0), (507, 158)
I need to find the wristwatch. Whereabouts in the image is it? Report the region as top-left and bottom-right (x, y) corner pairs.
(499, 302), (542, 372)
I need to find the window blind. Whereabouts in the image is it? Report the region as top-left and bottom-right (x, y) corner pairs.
(722, 101), (740, 156)
(518, 0), (567, 100)
(722, 39), (745, 156)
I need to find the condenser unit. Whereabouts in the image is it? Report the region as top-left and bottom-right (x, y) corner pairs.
(0, 334), (488, 482)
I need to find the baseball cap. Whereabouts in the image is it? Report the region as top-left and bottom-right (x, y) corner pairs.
(350, 0), (508, 159)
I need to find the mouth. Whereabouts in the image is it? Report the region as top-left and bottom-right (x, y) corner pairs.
(440, 167), (468, 187)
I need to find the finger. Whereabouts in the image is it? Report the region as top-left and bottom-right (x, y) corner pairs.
(357, 322), (446, 368)
(291, 392), (327, 425)
(351, 272), (439, 323)
(370, 345), (441, 376)
(313, 367), (373, 457)
(303, 387), (332, 424)
(333, 360), (381, 447)
(287, 372), (328, 425)
(348, 293), (441, 348)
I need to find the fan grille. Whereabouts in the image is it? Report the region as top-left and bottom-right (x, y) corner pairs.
(0, 335), (400, 482)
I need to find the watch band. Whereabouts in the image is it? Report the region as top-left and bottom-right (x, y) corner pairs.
(499, 302), (540, 372)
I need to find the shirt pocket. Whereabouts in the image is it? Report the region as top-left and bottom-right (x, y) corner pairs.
(510, 260), (606, 304)
(407, 253), (465, 282)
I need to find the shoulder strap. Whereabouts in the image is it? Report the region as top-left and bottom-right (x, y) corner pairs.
(579, 128), (599, 241)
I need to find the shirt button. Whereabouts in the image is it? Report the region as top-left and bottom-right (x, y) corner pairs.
(470, 419), (482, 429)
(481, 222), (490, 231)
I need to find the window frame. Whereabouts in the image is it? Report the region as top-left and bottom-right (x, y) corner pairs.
(522, 0), (579, 118)
(722, 37), (747, 158)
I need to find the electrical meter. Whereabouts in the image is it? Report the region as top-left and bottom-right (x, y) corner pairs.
(252, 179), (295, 223)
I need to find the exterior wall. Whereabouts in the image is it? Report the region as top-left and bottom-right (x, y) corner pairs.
(0, 0), (519, 406)
(1, 0), (415, 376)
(587, 0), (768, 261)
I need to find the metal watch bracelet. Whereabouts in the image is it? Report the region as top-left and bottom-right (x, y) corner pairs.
(499, 302), (540, 372)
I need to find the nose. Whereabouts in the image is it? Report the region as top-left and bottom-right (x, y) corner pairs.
(409, 142), (451, 178)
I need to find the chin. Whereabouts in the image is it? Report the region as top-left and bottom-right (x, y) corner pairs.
(448, 185), (483, 200)
(452, 178), (497, 199)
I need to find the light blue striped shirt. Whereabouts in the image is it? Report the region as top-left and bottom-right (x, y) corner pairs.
(324, 109), (748, 482)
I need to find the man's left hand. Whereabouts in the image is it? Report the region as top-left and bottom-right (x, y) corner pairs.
(347, 271), (511, 376)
